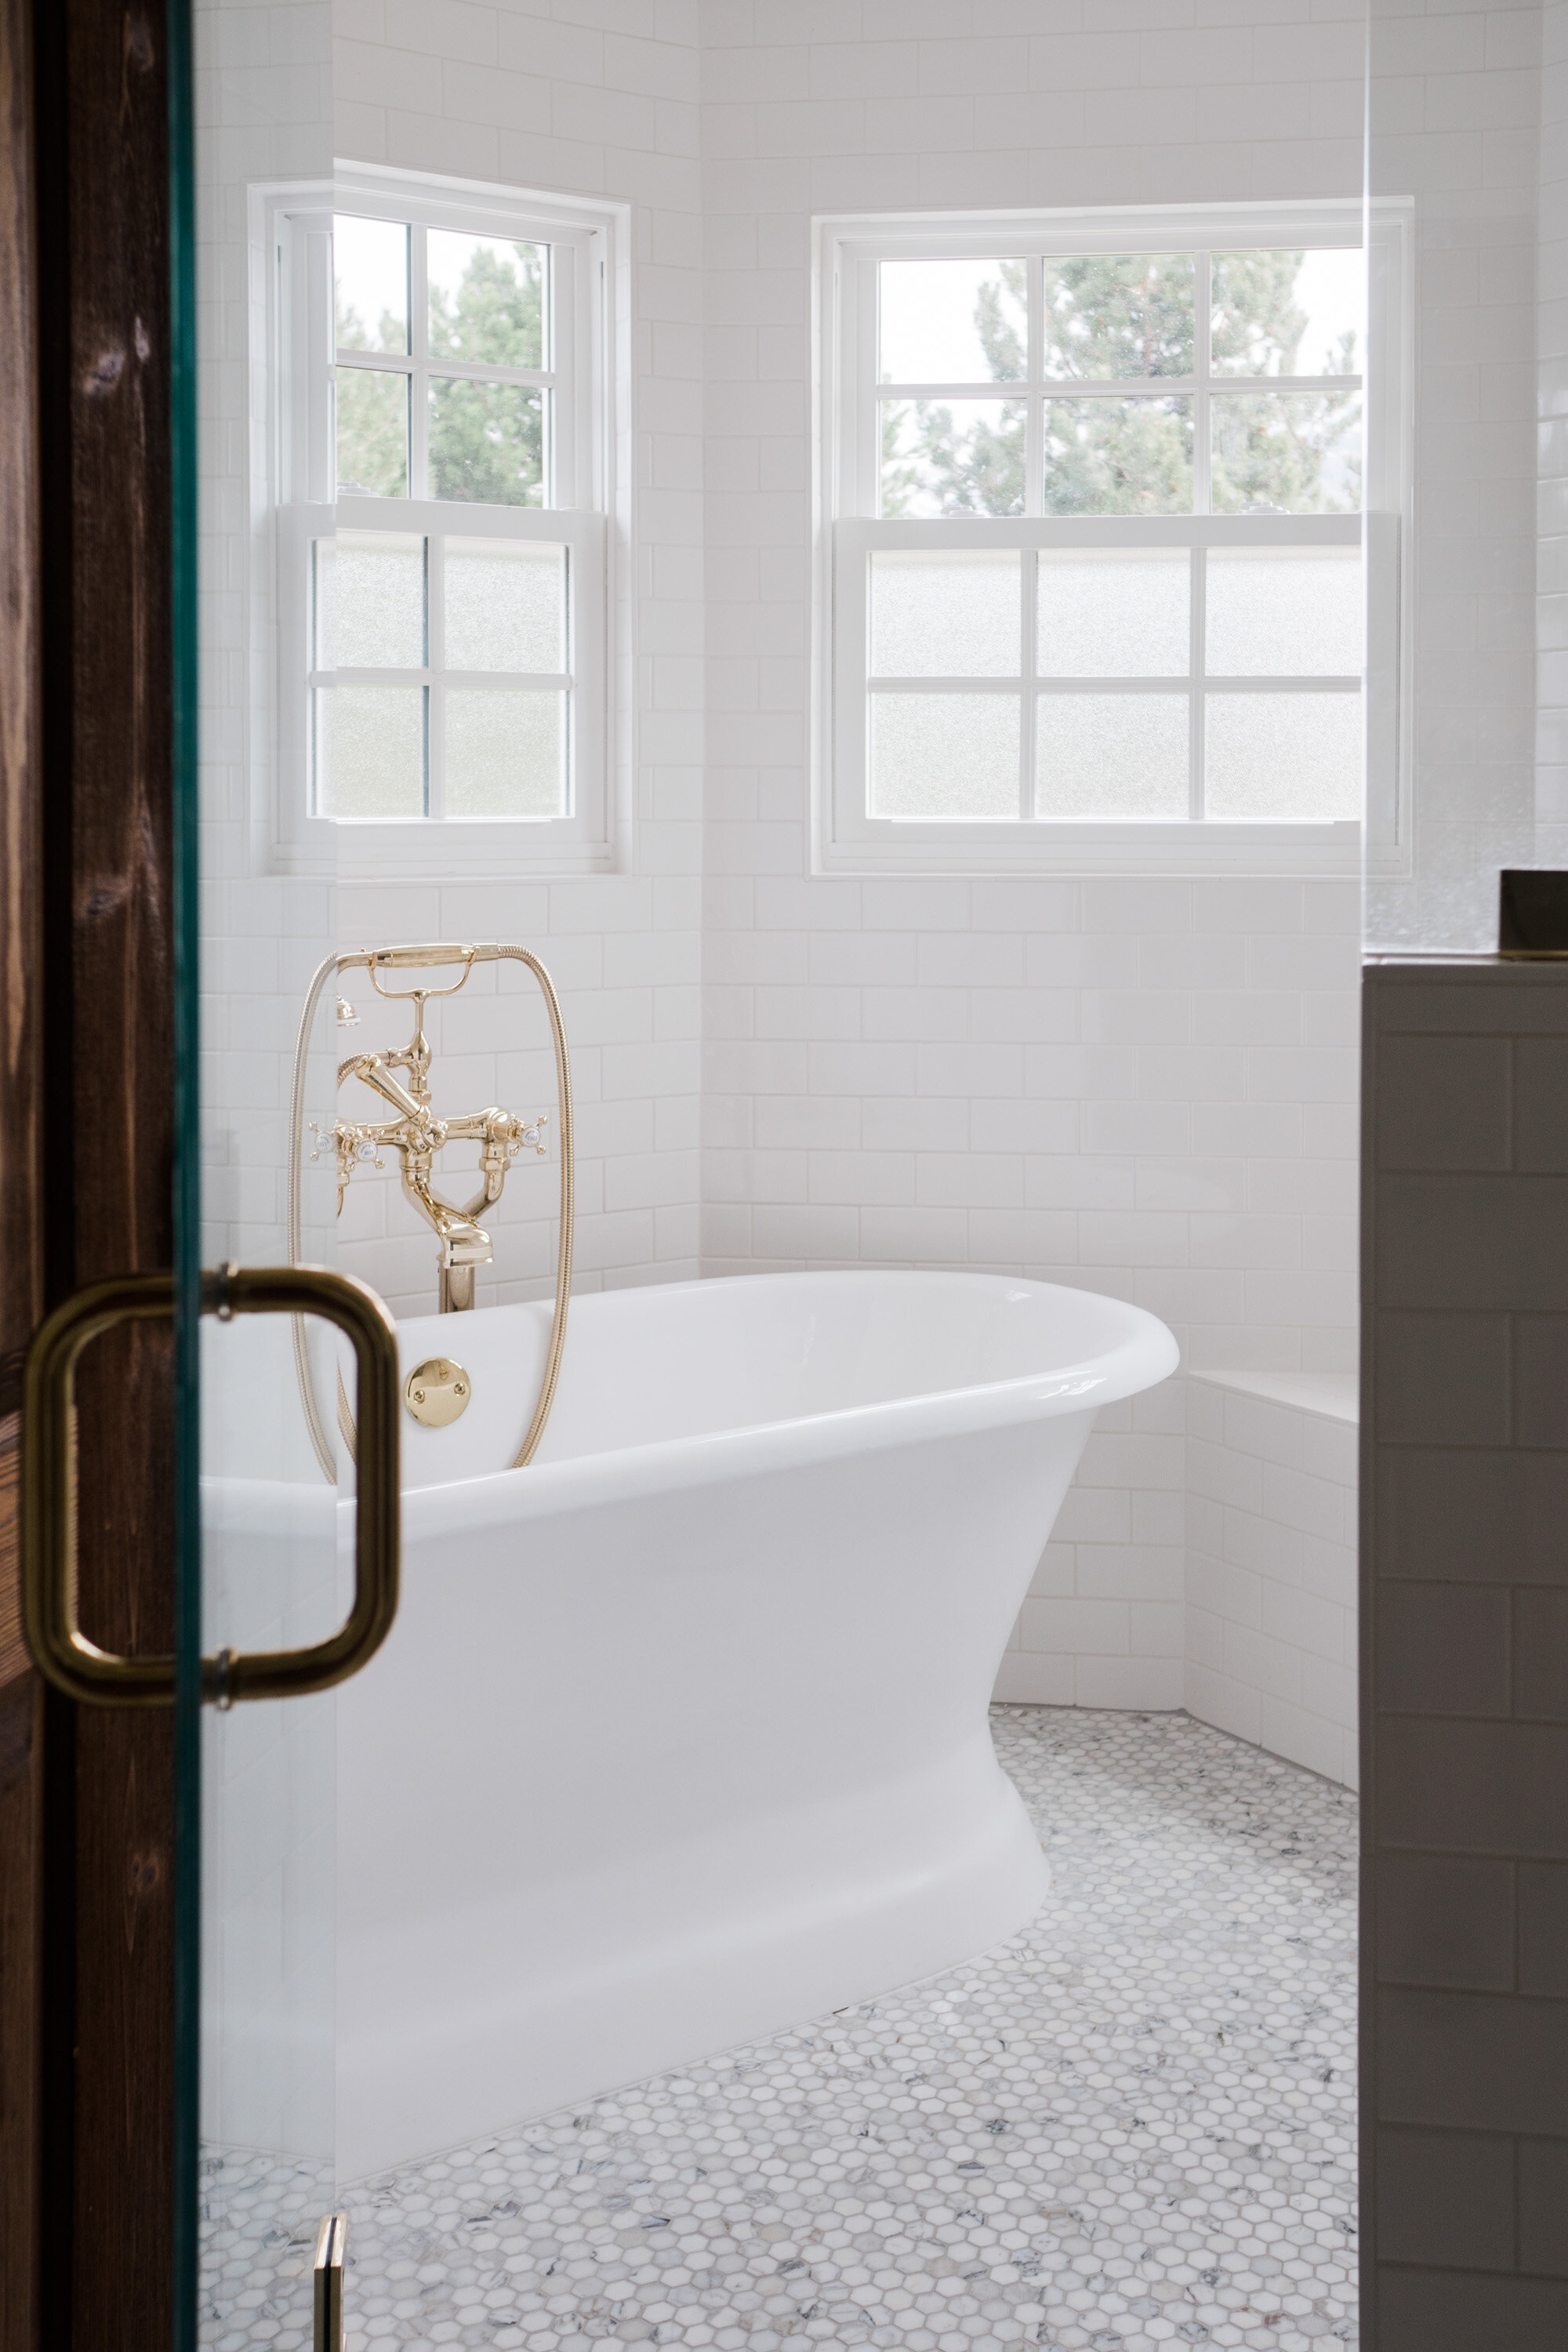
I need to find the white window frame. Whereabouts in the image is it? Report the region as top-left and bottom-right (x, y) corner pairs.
(812, 198), (1412, 878)
(252, 165), (631, 880)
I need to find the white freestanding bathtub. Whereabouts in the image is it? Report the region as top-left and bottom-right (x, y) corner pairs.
(310, 1270), (1174, 2176)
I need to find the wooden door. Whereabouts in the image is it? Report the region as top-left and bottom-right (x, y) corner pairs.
(0, 0), (180, 2339)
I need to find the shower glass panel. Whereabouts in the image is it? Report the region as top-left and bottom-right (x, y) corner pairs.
(1363, 0), (1542, 949)
(178, 2), (350, 2340)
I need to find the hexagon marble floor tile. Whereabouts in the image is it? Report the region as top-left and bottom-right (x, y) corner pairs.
(201, 1707), (1359, 2352)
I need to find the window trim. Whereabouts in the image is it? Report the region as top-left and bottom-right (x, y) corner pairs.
(249, 165), (631, 881)
(811, 197), (1412, 879)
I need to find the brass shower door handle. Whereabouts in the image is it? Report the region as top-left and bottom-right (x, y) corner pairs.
(22, 1262), (400, 1708)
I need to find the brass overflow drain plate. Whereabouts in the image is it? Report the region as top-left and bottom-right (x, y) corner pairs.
(404, 1356), (472, 1428)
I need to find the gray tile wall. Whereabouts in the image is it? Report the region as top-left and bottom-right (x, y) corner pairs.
(1363, 960), (1568, 2347)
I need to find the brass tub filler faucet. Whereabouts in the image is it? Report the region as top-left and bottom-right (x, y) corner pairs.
(288, 942), (574, 1479)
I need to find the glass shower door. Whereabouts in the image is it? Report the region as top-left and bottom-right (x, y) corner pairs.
(172, 1), (383, 2342)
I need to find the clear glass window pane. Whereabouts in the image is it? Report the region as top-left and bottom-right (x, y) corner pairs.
(427, 234), (546, 371)
(445, 541), (565, 673)
(869, 550), (1019, 677)
(1042, 397), (1194, 515)
(879, 399), (1025, 517)
(445, 689), (565, 818)
(1206, 547), (1363, 677)
(336, 368), (408, 499)
(1204, 692), (1361, 820)
(334, 215), (408, 354)
(429, 379), (545, 506)
(869, 693), (1020, 818)
(314, 684), (426, 818)
(1036, 694), (1189, 818)
(877, 258), (1026, 384)
(1040, 254), (1196, 381)
(1210, 390), (1361, 514)
(320, 532), (425, 670)
(1037, 550), (1189, 677)
(1211, 249), (1364, 379)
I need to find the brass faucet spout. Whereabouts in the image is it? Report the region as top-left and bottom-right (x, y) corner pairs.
(339, 1052), (426, 1123)
(313, 967), (546, 1315)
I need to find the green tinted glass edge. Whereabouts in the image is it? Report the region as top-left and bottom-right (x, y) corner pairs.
(166, 0), (201, 2343)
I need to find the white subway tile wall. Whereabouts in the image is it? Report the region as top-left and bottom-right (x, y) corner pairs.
(697, 2), (1363, 1711)
(1541, 0), (1568, 866)
(331, 5), (705, 1316)
(1185, 1370), (1359, 1788)
(1367, 0), (1542, 950)
(219, 0), (1387, 1715)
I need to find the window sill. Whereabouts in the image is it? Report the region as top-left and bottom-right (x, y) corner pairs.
(815, 820), (1362, 879)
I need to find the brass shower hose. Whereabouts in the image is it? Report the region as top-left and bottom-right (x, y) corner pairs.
(287, 942), (575, 1481)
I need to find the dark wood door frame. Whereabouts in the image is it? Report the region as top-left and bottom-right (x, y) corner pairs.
(2, 0), (181, 2340)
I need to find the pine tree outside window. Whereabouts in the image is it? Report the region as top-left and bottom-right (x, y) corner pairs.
(262, 171), (627, 880)
(816, 202), (1409, 878)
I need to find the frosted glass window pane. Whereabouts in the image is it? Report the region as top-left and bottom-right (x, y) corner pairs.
(336, 368), (408, 499)
(318, 532), (424, 670)
(1210, 390), (1361, 514)
(1037, 552), (1189, 677)
(1211, 249), (1363, 378)
(869, 551), (1019, 677)
(445, 542), (565, 673)
(335, 216), (408, 354)
(427, 233), (546, 371)
(1042, 398), (1193, 515)
(1206, 548), (1363, 677)
(429, 379), (544, 506)
(445, 690), (565, 818)
(880, 400), (1025, 517)
(1040, 254), (1196, 380)
(869, 695), (1020, 818)
(1205, 693), (1362, 820)
(315, 686), (425, 818)
(878, 259), (1025, 383)
(1036, 695), (1189, 819)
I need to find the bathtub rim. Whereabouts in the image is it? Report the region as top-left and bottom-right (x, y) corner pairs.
(211, 1268), (1176, 1533)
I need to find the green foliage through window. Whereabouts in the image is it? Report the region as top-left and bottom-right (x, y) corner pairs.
(873, 249), (1361, 519)
(336, 235), (546, 506)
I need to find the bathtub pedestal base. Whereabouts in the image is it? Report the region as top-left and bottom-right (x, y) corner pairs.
(338, 1736), (1049, 2182)
(324, 1272), (1177, 2180)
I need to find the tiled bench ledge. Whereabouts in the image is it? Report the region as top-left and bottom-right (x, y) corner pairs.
(1186, 1370), (1359, 1791)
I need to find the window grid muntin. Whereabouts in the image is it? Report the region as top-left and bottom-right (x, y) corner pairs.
(333, 220), (557, 507)
(856, 236), (1363, 822)
(308, 521), (574, 823)
(862, 540), (1361, 822)
(868, 244), (1362, 524)
(320, 209), (573, 823)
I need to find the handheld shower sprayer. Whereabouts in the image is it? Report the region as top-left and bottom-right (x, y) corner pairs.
(288, 942), (575, 1482)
